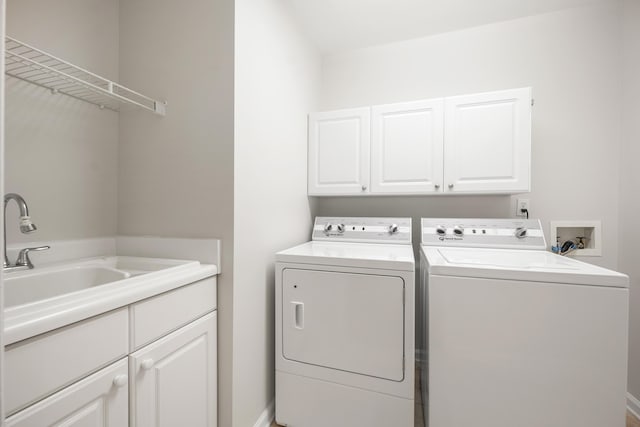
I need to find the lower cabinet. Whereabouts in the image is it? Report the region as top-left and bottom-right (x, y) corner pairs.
(5, 359), (129, 427)
(5, 278), (218, 427)
(130, 312), (217, 427)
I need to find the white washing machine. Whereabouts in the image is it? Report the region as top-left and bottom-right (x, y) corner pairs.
(275, 217), (415, 427)
(419, 218), (629, 427)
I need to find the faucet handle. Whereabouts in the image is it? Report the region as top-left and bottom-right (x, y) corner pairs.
(16, 245), (50, 268)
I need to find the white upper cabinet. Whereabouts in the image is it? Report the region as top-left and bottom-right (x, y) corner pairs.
(307, 87), (532, 196)
(371, 99), (444, 194)
(444, 88), (532, 193)
(308, 108), (370, 195)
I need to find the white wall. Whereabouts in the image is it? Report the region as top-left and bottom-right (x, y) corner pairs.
(1, 0), (6, 421)
(314, 2), (623, 356)
(4, 0), (119, 244)
(233, 0), (320, 425)
(317, 3), (622, 269)
(620, 0), (640, 405)
(117, 0), (235, 425)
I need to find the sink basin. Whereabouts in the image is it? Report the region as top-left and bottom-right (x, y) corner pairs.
(2, 256), (200, 309)
(2, 254), (217, 347)
(4, 266), (130, 307)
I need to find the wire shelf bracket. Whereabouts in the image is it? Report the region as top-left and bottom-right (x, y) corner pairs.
(4, 36), (166, 116)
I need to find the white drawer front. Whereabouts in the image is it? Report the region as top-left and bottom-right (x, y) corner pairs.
(6, 358), (129, 427)
(131, 277), (217, 350)
(5, 308), (129, 415)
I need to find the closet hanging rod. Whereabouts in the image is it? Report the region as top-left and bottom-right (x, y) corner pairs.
(4, 36), (166, 115)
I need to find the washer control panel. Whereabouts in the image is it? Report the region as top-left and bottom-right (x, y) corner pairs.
(421, 218), (546, 249)
(313, 217), (412, 244)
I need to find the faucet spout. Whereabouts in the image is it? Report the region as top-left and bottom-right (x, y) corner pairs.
(4, 193), (37, 268)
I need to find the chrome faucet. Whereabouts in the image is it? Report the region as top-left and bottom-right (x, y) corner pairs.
(3, 193), (49, 271)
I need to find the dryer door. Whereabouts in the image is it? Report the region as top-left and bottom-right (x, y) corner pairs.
(281, 268), (405, 381)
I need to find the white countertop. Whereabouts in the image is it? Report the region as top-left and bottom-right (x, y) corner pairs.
(4, 258), (217, 345)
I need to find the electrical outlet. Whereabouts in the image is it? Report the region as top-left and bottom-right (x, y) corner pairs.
(516, 199), (530, 217)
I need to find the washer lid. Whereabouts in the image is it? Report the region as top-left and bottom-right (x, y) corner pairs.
(423, 247), (628, 288)
(276, 241), (415, 271)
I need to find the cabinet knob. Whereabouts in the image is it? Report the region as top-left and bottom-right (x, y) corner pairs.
(448, 184), (454, 189)
(141, 359), (155, 370)
(361, 185), (367, 191)
(113, 375), (128, 388)
(434, 184), (440, 189)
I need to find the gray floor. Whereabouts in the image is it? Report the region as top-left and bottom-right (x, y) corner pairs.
(273, 370), (639, 427)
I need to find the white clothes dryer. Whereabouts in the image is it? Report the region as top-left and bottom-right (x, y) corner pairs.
(419, 218), (629, 427)
(275, 217), (415, 427)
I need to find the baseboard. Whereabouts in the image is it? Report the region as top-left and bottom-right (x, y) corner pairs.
(629, 392), (640, 419)
(253, 399), (275, 427)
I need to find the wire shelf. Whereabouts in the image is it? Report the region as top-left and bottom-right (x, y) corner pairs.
(4, 36), (166, 115)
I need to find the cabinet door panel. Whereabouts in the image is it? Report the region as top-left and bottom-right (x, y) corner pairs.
(444, 88), (531, 193)
(371, 99), (444, 194)
(130, 312), (217, 427)
(308, 108), (370, 195)
(5, 359), (128, 427)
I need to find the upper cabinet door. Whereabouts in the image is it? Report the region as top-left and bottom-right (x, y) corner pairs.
(308, 108), (370, 195)
(371, 99), (444, 194)
(444, 88), (531, 193)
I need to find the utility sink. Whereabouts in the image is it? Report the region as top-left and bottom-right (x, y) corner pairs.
(3, 256), (198, 309)
(2, 246), (218, 347)
(4, 266), (130, 307)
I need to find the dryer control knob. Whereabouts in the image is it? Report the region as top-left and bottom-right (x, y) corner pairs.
(336, 224), (345, 233)
(388, 224), (399, 234)
(515, 227), (527, 239)
(453, 226), (464, 236)
(324, 223), (333, 232)
(436, 226), (447, 236)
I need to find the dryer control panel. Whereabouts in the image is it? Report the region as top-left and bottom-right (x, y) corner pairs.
(421, 218), (546, 250)
(313, 217), (411, 244)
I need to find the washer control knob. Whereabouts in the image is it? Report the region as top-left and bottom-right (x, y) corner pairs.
(453, 226), (464, 236)
(515, 227), (527, 239)
(324, 223), (333, 233)
(388, 224), (399, 234)
(436, 226), (447, 236)
(336, 224), (345, 233)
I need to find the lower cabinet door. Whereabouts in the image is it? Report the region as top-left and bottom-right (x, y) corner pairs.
(129, 312), (217, 427)
(5, 358), (128, 427)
